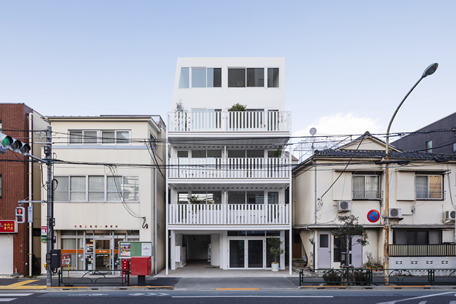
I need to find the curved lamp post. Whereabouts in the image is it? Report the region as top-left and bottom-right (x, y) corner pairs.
(383, 63), (438, 282)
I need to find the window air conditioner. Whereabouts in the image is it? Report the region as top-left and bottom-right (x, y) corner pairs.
(444, 210), (456, 221)
(389, 208), (402, 218)
(338, 201), (352, 212)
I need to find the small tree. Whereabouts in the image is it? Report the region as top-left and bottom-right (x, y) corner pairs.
(268, 237), (284, 264)
(228, 103), (247, 111)
(331, 215), (368, 267)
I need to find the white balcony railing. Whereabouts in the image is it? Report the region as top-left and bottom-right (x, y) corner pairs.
(168, 157), (290, 179)
(168, 111), (291, 132)
(168, 204), (290, 225)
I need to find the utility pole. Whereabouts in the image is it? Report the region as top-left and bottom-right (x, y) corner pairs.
(45, 126), (54, 287)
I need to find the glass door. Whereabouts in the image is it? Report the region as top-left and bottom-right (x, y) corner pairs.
(229, 240), (245, 268)
(248, 240), (263, 268)
(95, 239), (111, 270)
(229, 238), (265, 269)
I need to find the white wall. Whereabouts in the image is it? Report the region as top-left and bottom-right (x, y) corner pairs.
(172, 57), (285, 111)
(0, 234), (14, 275)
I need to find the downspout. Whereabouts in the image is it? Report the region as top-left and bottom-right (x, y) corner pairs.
(154, 167), (158, 275)
(288, 146), (292, 274)
(165, 115), (169, 275)
(313, 160), (317, 270)
(28, 113), (33, 277)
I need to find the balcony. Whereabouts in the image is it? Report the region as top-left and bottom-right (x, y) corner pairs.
(168, 111), (291, 133)
(168, 204), (290, 225)
(390, 244), (456, 257)
(168, 157), (290, 179)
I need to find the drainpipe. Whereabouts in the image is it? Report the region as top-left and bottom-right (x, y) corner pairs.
(28, 113), (33, 277)
(154, 167), (158, 274)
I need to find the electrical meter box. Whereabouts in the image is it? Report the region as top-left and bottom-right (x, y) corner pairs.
(50, 249), (61, 269)
(130, 256), (151, 276)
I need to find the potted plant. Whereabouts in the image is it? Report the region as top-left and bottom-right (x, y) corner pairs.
(268, 237), (284, 272)
(187, 194), (200, 214)
(228, 103), (247, 129)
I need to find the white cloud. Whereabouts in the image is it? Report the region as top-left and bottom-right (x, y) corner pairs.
(294, 113), (381, 137)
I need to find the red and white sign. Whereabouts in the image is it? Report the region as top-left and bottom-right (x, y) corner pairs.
(367, 210), (380, 223)
(0, 220), (18, 233)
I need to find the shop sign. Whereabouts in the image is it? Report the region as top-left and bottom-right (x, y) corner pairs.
(0, 220), (17, 233)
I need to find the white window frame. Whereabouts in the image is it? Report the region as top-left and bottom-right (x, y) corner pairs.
(352, 175), (381, 200)
(68, 130), (131, 145)
(416, 174), (443, 200)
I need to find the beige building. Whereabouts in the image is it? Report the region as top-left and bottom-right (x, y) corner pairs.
(293, 132), (456, 270)
(40, 115), (166, 274)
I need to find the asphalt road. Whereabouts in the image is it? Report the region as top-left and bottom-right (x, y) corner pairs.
(3, 290), (456, 304)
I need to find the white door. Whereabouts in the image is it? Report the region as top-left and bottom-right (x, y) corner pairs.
(317, 232), (331, 269)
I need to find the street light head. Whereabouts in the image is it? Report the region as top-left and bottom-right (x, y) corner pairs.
(422, 63), (438, 78)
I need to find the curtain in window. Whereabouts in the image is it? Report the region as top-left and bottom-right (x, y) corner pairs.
(429, 175), (442, 199)
(102, 131), (115, 144)
(107, 176), (122, 201)
(69, 131), (82, 144)
(365, 176), (379, 199)
(416, 176), (428, 199)
(84, 131), (97, 144)
(70, 177), (86, 201)
(88, 176), (104, 201)
(55, 176), (69, 201)
(352, 176), (365, 199)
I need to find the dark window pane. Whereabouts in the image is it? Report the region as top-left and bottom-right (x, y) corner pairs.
(228, 69), (245, 87)
(268, 68), (279, 87)
(320, 234), (329, 248)
(247, 68), (264, 87)
(207, 68), (221, 87)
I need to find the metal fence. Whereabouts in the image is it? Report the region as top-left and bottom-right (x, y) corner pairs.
(299, 268), (456, 286)
(57, 269), (130, 287)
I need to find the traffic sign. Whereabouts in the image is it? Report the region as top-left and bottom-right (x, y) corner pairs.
(367, 210), (380, 223)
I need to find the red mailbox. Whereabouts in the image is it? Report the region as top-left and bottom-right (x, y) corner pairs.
(121, 258), (130, 271)
(130, 256), (151, 276)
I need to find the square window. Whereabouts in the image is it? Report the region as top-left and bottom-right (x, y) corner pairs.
(116, 131), (130, 144)
(247, 68), (264, 87)
(69, 131), (83, 144)
(352, 175), (380, 199)
(416, 175), (443, 199)
(102, 131), (115, 144)
(84, 131), (97, 144)
(228, 68), (245, 87)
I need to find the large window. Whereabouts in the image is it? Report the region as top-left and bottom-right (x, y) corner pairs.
(394, 229), (441, 245)
(54, 175), (139, 202)
(228, 191), (271, 204)
(416, 175), (443, 199)
(352, 175), (381, 199)
(179, 67), (221, 88)
(229, 67), (279, 88)
(69, 130), (130, 145)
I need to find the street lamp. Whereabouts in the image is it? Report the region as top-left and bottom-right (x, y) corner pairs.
(383, 63), (438, 281)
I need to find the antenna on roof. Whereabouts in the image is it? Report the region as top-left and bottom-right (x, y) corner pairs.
(310, 127), (317, 154)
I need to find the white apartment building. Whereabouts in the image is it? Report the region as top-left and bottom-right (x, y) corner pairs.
(41, 115), (166, 274)
(166, 58), (292, 273)
(293, 132), (456, 270)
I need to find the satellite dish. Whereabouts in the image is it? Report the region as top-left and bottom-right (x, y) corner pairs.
(309, 127), (317, 136)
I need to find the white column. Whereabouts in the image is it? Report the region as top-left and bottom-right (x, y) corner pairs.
(170, 230), (176, 270)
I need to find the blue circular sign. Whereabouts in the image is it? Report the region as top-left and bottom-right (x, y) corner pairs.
(367, 210), (380, 223)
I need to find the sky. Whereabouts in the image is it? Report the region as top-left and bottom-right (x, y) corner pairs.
(0, 0), (455, 143)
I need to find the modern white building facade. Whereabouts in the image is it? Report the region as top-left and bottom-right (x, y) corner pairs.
(41, 115), (166, 274)
(166, 58), (292, 273)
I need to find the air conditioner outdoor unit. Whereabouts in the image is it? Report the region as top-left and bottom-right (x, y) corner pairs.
(444, 210), (456, 221)
(389, 208), (402, 218)
(338, 201), (352, 212)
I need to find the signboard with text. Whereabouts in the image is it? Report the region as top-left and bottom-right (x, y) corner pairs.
(0, 220), (17, 233)
(119, 241), (153, 258)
